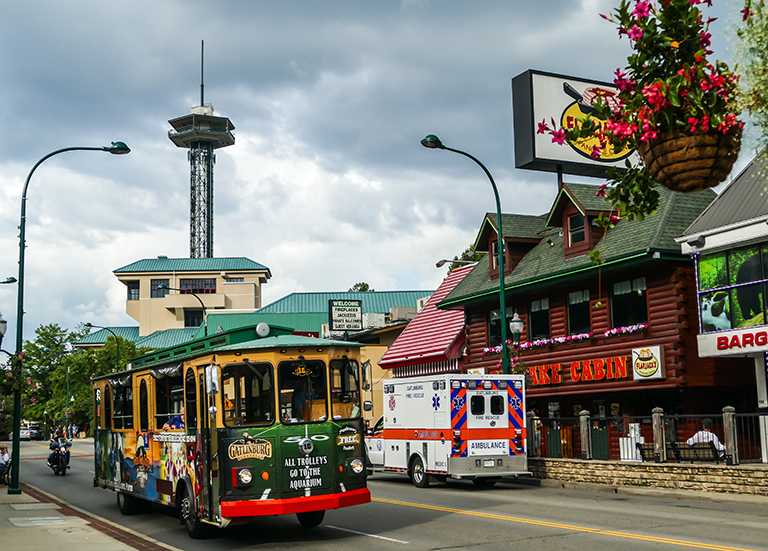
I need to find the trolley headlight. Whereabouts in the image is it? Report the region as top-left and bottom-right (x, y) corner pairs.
(350, 458), (364, 474)
(238, 469), (253, 485)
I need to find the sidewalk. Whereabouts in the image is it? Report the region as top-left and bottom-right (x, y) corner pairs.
(0, 482), (181, 551)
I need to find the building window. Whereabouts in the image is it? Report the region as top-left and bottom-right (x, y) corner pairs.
(126, 281), (139, 301)
(567, 289), (591, 335)
(151, 279), (169, 298)
(529, 298), (550, 340)
(180, 278), (216, 294)
(610, 277), (648, 328)
(697, 244), (768, 332)
(487, 308), (514, 347)
(568, 214), (585, 246)
(185, 310), (204, 328)
(226, 277), (244, 283)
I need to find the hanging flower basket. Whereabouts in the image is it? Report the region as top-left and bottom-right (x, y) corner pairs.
(637, 127), (742, 192)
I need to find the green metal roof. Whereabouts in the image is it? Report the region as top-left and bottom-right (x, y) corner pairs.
(72, 327), (141, 346)
(197, 312), (329, 339)
(113, 256), (270, 275)
(258, 291), (432, 314)
(135, 329), (199, 349)
(441, 184), (716, 308)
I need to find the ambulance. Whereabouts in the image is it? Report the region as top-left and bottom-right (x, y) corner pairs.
(365, 373), (528, 488)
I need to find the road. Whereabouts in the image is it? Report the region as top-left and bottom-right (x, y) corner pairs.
(11, 438), (768, 551)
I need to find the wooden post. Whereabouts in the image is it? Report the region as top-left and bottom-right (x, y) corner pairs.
(722, 406), (738, 466)
(580, 410), (592, 460)
(652, 407), (665, 463)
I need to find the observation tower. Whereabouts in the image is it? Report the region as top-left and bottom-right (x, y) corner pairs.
(168, 41), (234, 258)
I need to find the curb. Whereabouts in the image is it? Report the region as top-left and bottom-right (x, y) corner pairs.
(22, 482), (185, 551)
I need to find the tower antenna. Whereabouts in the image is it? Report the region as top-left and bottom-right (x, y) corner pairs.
(200, 40), (204, 107)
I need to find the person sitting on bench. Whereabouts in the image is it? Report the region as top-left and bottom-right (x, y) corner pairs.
(686, 418), (725, 458)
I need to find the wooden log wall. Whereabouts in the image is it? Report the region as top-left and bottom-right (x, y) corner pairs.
(461, 262), (753, 398)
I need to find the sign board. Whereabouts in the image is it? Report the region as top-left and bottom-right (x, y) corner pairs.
(698, 327), (768, 357)
(512, 69), (637, 178)
(632, 345), (664, 380)
(328, 300), (362, 332)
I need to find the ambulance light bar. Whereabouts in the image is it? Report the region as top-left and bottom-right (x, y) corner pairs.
(483, 381), (492, 390)
(498, 381), (507, 390)
(467, 380), (477, 390)
(451, 381), (461, 389)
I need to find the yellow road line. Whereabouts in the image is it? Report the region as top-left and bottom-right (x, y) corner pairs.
(373, 497), (758, 551)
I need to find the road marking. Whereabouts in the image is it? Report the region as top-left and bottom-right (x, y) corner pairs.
(326, 525), (409, 544)
(373, 498), (758, 551)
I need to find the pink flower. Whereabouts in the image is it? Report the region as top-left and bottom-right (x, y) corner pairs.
(551, 129), (567, 145)
(537, 121), (550, 134)
(627, 25), (644, 41)
(632, 1), (651, 18)
(699, 32), (711, 49)
(742, 7), (751, 21)
(610, 214), (619, 224)
(596, 183), (608, 198)
(590, 145), (603, 160)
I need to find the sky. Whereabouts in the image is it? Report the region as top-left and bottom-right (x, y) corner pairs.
(0, 0), (751, 347)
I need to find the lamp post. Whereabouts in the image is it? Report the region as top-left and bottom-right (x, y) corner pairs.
(9, 141), (130, 495)
(421, 134), (511, 373)
(158, 284), (208, 336)
(435, 259), (478, 268)
(84, 323), (120, 372)
(509, 310), (524, 345)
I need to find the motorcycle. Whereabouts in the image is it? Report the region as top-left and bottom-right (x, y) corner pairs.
(48, 437), (71, 476)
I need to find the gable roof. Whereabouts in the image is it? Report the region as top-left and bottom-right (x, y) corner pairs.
(681, 148), (768, 238)
(72, 326), (199, 350)
(441, 183), (716, 308)
(258, 291), (433, 314)
(474, 213), (548, 251)
(379, 266), (472, 368)
(114, 256), (270, 276)
(546, 182), (613, 227)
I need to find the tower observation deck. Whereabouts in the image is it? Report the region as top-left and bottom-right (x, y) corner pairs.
(168, 43), (234, 258)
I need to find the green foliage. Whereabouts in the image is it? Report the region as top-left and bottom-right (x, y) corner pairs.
(736, 0), (768, 149)
(446, 244), (485, 274)
(348, 282), (374, 292)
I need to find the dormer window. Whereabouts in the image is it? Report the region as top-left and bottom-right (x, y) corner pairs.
(568, 214), (585, 246)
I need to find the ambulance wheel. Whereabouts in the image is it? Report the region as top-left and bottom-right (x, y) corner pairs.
(297, 510), (325, 528)
(409, 456), (429, 488)
(473, 478), (497, 489)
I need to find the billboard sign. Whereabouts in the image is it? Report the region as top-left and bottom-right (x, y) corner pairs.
(512, 69), (637, 178)
(328, 300), (363, 332)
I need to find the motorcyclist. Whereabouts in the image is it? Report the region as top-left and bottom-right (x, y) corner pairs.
(47, 425), (71, 469)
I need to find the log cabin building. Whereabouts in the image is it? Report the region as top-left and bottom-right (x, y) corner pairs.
(437, 183), (754, 421)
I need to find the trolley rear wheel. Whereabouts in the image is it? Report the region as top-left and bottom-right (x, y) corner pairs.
(297, 510), (325, 528)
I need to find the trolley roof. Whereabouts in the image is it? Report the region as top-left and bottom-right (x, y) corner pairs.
(92, 323), (362, 381)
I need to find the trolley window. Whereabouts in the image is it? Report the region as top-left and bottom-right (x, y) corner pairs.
(139, 380), (149, 432)
(155, 374), (183, 430)
(222, 362), (274, 426)
(113, 386), (134, 430)
(279, 359), (327, 424)
(104, 386), (112, 428)
(330, 358), (361, 419)
(185, 368), (197, 429)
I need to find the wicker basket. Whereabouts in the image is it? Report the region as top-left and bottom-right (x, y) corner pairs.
(637, 128), (741, 192)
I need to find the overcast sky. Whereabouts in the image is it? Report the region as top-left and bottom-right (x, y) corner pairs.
(0, 0), (749, 346)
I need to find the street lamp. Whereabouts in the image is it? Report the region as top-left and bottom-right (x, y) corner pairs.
(158, 284), (208, 336)
(509, 310), (524, 345)
(0, 311), (6, 351)
(9, 141), (130, 495)
(435, 259), (479, 268)
(421, 134), (511, 373)
(84, 323), (120, 372)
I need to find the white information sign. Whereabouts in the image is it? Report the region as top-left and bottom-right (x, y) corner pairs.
(329, 299), (362, 331)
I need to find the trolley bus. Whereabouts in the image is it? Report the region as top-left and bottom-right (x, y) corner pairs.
(92, 322), (371, 538)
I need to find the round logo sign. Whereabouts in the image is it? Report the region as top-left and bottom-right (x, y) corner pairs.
(298, 438), (314, 455)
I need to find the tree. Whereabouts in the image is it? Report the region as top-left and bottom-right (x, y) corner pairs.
(348, 282), (374, 292)
(445, 244), (486, 274)
(736, 1), (768, 150)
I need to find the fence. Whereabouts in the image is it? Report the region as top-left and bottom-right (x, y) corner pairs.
(527, 407), (768, 465)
